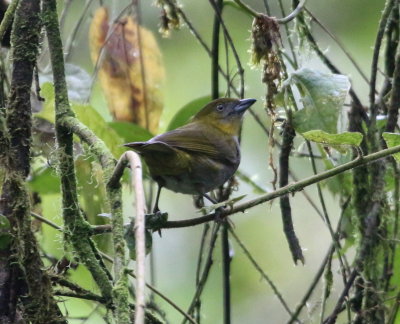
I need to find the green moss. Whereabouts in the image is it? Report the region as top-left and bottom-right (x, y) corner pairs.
(113, 270), (131, 323)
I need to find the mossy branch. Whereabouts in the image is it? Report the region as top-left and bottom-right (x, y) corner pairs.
(41, 0), (119, 312)
(60, 115), (130, 322)
(0, 0), (65, 322)
(0, 0), (18, 45)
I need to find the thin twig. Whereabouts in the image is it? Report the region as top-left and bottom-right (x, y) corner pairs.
(385, 30), (400, 133)
(0, 0), (18, 44)
(278, 0), (298, 68)
(231, 0), (258, 18)
(211, 0), (222, 100)
(221, 223), (231, 324)
(229, 228), (296, 319)
(262, 0), (271, 15)
(31, 211), (62, 231)
(208, 0), (245, 98)
(277, 0), (306, 24)
(54, 290), (106, 304)
(306, 142), (350, 276)
(231, 0), (306, 23)
(182, 224), (221, 324)
(194, 223), (210, 322)
(127, 271), (197, 324)
(51, 275), (107, 304)
(287, 244), (334, 324)
(59, 0), (73, 32)
(209, 1), (232, 323)
(319, 248), (334, 324)
(125, 151), (147, 324)
(162, 144), (400, 229)
(64, 0), (95, 61)
(322, 270), (358, 324)
(288, 172), (325, 221)
(304, 7), (370, 86)
(369, 0), (396, 122)
(236, 169), (268, 194)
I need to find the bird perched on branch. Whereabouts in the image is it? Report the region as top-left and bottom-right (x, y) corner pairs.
(124, 98), (256, 213)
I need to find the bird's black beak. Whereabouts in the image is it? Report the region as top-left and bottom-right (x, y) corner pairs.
(234, 98), (256, 114)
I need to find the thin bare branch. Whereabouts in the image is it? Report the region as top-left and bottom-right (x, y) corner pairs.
(162, 144), (400, 228)
(277, 0), (306, 24)
(125, 151), (147, 324)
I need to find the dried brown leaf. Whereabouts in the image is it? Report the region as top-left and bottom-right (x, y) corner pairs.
(89, 7), (165, 134)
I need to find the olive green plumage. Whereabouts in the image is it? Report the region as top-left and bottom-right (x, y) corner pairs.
(124, 97), (256, 211)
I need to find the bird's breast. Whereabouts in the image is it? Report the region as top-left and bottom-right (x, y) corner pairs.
(155, 153), (239, 195)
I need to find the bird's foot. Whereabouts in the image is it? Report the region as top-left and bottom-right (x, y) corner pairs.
(146, 210), (168, 236)
(213, 206), (234, 227)
(214, 209), (235, 228)
(213, 206), (225, 222)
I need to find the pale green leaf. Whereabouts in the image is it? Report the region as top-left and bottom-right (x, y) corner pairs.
(167, 95), (213, 131)
(302, 130), (363, 147)
(72, 103), (125, 157)
(383, 132), (400, 162)
(289, 68), (350, 134)
(35, 82), (125, 158)
(108, 121), (153, 143)
(29, 167), (60, 194)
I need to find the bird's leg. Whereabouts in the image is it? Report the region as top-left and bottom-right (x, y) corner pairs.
(145, 184), (167, 236)
(203, 193), (218, 204)
(153, 184), (163, 213)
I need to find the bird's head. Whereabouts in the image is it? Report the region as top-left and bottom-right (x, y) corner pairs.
(193, 98), (256, 135)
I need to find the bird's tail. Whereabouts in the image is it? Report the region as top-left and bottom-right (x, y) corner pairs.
(123, 142), (147, 153)
(124, 141), (174, 154)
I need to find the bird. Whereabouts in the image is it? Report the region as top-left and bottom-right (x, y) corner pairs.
(124, 97), (256, 213)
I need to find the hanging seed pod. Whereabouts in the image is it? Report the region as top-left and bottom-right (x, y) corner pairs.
(251, 14), (283, 114)
(156, 0), (181, 37)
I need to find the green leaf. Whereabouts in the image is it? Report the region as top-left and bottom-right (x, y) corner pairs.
(302, 130), (363, 147)
(0, 214), (11, 250)
(36, 82), (56, 123)
(36, 82), (125, 158)
(72, 103), (125, 157)
(29, 167), (60, 195)
(167, 95), (213, 131)
(108, 121), (153, 143)
(318, 146), (352, 196)
(288, 68), (350, 134)
(383, 132), (400, 162)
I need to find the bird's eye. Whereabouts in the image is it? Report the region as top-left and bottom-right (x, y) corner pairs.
(216, 104), (224, 111)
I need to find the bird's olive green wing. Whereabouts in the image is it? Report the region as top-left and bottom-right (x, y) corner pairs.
(151, 122), (227, 158)
(124, 122), (238, 163)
